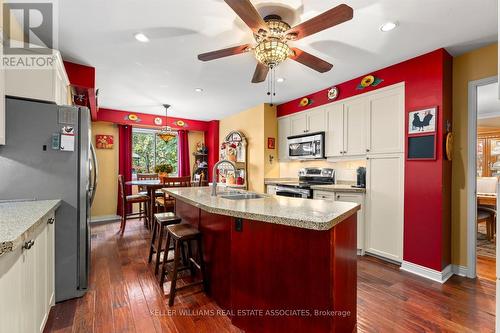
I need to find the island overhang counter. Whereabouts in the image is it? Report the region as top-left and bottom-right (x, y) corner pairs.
(163, 187), (360, 333)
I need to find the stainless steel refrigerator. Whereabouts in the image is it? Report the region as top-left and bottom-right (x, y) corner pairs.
(0, 97), (97, 302)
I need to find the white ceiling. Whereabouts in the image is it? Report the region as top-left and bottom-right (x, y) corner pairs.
(58, 0), (498, 120)
(478, 82), (500, 127)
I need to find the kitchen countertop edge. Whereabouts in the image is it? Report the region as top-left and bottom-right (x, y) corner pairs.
(164, 188), (360, 231)
(0, 200), (61, 257)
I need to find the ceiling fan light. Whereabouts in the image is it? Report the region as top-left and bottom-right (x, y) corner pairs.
(254, 40), (291, 68)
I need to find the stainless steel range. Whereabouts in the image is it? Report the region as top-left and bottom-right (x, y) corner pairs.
(275, 168), (335, 198)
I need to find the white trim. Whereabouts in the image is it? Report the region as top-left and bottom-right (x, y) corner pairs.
(90, 215), (121, 224)
(400, 261), (453, 283)
(467, 76), (498, 279)
(451, 264), (469, 277)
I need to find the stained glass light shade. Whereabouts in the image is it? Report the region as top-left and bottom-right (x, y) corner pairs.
(254, 39), (291, 68)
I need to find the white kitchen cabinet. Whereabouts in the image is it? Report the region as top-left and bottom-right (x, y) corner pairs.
(335, 192), (365, 254)
(313, 190), (365, 253)
(325, 103), (344, 157)
(0, 211), (55, 333)
(5, 49), (69, 105)
(289, 112), (308, 136)
(307, 107), (326, 133)
(365, 154), (404, 262)
(325, 96), (367, 158)
(278, 117), (291, 161)
(344, 98), (367, 156)
(366, 86), (404, 154)
(289, 107), (326, 136)
(0, 42), (5, 145)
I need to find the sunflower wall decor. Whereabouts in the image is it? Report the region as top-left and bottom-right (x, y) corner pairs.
(299, 97), (313, 107)
(356, 75), (383, 90)
(125, 114), (142, 123)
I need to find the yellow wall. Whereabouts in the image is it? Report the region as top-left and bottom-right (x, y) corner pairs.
(219, 104), (278, 193)
(91, 121), (119, 218)
(452, 43), (498, 266)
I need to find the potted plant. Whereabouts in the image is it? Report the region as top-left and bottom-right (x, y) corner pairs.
(155, 163), (173, 178)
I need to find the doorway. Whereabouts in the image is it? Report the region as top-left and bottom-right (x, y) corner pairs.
(467, 76), (498, 281)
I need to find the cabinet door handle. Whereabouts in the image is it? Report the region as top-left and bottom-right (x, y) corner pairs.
(340, 151), (343, 155)
(47, 217), (55, 224)
(366, 148), (370, 152)
(23, 240), (35, 250)
(336, 195), (341, 199)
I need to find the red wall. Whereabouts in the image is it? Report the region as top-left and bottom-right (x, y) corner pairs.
(278, 49), (453, 271)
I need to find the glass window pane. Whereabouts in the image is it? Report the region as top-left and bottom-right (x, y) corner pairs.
(156, 134), (178, 176)
(132, 131), (155, 174)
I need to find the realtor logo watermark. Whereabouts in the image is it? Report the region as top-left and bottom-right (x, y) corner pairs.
(2, 1), (59, 69)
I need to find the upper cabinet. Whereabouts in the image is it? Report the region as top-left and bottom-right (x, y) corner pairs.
(325, 103), (344, 157)
(289, 107), (326, 136)
(366, 86), (405, 154)
(278, 117), (291, 161)
(344, 98), (368, 156)
(0, 44), (5, 145)
(5, 49), (69, 106)
(279, 83), (405, 161)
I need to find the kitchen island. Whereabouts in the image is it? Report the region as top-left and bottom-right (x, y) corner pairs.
(163, 187), (360, 333)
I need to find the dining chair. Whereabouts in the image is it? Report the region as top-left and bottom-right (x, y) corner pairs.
(118, 175), (150, 236)
(156, 176), (192, 213)
(193, 172), (207, 187)
(477, 177), (498, 241)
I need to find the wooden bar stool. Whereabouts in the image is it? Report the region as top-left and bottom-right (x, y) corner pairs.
(160, 223), (206, 306)
(148, 212), (182, 275)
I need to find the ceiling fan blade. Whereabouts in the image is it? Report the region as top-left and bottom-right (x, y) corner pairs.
(198, 44), (251, 61)
(290, 48), (333, 73)
(224, 0), (267, 33)
(251, 62), (269, 83)
(286, 4), (353, 40)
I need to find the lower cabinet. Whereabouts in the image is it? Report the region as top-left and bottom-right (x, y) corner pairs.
(313, 190), (365, 253)
(365, 154), (404, 262)
(0, 211), (55, 333)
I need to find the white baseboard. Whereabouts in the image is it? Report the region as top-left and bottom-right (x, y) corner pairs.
(400, 261), (453, 283)
(451, 264), (469, 277)
(90, 214), (121, 224)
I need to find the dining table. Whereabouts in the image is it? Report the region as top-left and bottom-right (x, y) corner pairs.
(477, 192), (497, 207)
(125, 179), (165, 229)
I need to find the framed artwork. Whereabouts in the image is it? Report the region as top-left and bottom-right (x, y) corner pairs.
(408, 107), (437, 135)
(95, 135), (114, 149)
(267, 137), (275, 149)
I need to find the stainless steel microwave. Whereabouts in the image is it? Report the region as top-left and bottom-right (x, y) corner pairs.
(287, 132), (325, 160)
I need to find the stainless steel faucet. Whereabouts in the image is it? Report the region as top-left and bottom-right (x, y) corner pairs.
(211, 159), (237, 196)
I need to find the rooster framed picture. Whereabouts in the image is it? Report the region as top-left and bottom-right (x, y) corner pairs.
(408, 107), (437, 135)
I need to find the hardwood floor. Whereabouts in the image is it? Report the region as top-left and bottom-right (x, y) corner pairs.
(44, 220), (496, 333)
(477, 255), (496, 282)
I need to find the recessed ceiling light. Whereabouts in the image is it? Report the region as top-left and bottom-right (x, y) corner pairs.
(276, 77), (285, 83)
(134, 33), (149, 42)
(380, 22), (398, 32)
(194, 88), (204, 93)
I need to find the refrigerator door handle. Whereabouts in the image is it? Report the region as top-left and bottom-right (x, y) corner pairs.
(90, 142), (98, 206)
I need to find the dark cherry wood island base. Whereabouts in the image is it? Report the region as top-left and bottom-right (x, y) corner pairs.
(175, 199), (358, 333)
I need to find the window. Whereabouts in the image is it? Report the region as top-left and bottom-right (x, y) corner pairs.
(132, 128), (178, 175)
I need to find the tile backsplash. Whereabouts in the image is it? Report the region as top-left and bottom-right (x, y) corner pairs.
(278, 160), (366, 182)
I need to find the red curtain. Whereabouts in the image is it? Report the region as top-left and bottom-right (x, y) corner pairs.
(177, 130), (191, 177)
(117, 125), (133, 216)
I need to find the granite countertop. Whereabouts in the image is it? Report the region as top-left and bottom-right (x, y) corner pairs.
(311, 184), (366, 193)
(0, 200), (61, 257)
(163, 187), (359, 231)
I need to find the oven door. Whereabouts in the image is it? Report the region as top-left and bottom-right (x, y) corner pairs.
(275, 186), (311, 198)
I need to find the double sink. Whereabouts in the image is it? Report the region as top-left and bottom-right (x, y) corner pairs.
(219, 190), (263, 200)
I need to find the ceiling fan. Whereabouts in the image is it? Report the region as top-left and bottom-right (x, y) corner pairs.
(198, 0), (354, 84)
